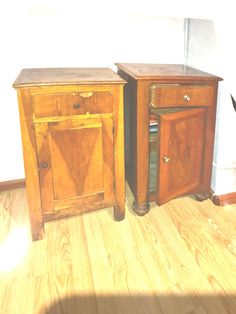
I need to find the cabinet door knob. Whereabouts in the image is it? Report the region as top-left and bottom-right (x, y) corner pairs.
(163, 156), (170, 163)
(40, 162), (48, 169)
(183, 95), (191, 102)
(73, 103), (81, 109)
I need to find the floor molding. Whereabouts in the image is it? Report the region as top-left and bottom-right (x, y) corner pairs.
(212, 192), (236, 206)
(0, 179), (26, 191)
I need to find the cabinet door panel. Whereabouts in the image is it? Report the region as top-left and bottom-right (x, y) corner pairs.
(35, 117), (114, 214)
(49, 119), (104, 199)
(157, 108), (205, 205)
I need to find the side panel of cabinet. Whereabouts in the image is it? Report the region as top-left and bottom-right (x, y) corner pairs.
(17, 89), (44, 240)
(157, 108), (205, 205)
(34, 116), (115, 219)
(118, 71), (137, 196)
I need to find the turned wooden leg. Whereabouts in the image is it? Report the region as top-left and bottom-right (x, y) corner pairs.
(194, 190), (213, 202)
(132, 200), (150, 216)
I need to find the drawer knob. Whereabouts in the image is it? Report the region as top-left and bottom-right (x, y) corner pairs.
(163, 156), (170, 163)
(73, 103), (81, 109)
(183, 95), (191, 102)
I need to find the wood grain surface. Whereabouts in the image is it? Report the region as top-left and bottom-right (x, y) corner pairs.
(157, 108), (205, 205)
(14, 69), (126, 240)
(117, 64), (221, 217)
(150, 84), (214, 108)
(115, 63), (223, 81)
(13, 68), (125, 87)
(1, 186), (236, 313)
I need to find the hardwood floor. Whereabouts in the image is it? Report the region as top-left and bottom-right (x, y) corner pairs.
(1, 186), (236, 313)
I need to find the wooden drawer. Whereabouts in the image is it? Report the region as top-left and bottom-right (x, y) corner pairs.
(32, 91), (113, 117)
(150, 84), (214, 108)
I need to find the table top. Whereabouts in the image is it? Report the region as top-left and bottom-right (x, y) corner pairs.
(13, 68), (126, 88)
(116, 63), (222, 81)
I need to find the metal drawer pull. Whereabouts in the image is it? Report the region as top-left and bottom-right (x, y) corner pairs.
(73, 103), (81, 109)
(163, 156), (170, 163)
(183, 95), (191, 102)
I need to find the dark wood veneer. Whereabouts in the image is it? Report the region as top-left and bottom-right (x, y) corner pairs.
(116, 63), (222, 215)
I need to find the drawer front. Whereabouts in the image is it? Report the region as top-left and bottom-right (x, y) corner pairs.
(32, 91), (113, 117)
(150, 84), (214, 108)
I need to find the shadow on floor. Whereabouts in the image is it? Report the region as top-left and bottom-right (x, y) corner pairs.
(43, 293), (236, 314)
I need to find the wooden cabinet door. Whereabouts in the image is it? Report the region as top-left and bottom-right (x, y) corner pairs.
(157, 108), (205, 205)
(34, 116), (114, 217)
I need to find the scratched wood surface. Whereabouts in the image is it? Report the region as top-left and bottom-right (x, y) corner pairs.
(1, 186), (236, 314)
(13, 68), (125, 87)
(15, 71), (126, 239)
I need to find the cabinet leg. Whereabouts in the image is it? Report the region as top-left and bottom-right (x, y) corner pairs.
(31, 224), (45, 241)
(114, 206), (125, 221)
(132, 200), (150, 216)
(29, 214), (45, 241)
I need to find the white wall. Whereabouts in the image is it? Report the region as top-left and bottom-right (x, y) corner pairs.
(0, 1), (185, 182)
(187, 19), (236, 195)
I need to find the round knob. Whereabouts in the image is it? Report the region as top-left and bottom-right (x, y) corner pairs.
(163, 156), (170, 163)
(183, 95), (191, 102)
(40, 162), (48, 169)
(73, 103), (81, 109)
